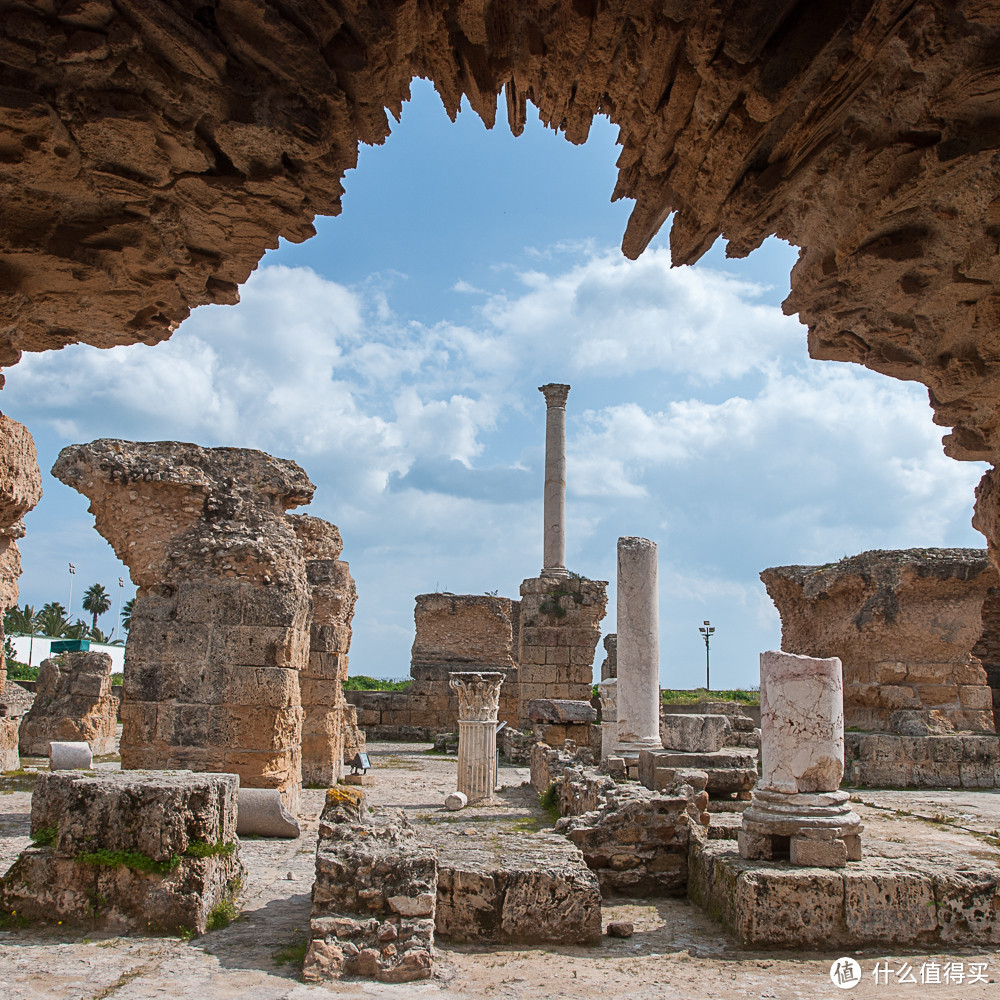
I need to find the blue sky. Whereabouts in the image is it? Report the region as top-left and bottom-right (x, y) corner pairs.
(2, 79), (988, 687)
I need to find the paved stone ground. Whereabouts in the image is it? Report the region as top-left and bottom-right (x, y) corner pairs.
(0, 740), (999, 998)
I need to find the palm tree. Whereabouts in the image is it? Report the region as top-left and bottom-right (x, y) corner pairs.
(37, 602), (68, 637)
(120, 598), (135, 634)
(64, 619), (90, 639)
(81, 583), (112, 632)
(3, 603), (37, 635)
(89, 625), (109, 643)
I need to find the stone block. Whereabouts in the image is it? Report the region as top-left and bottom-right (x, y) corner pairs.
(661, 714), (731, 753)
(444, 791), (467, 810)
(32, 770), (239, 860)
(789, 836), (847, 867)
(959, 684), (993, 709)
(0, 847), (244, 936)
(527, 699), (597, 723)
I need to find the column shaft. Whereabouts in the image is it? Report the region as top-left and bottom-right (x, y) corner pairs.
(616, 536), (661, 751)
(539, 383), (570, 578)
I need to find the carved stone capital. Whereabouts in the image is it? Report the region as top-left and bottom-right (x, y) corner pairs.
(449, 671), (504, 722)
(538, 383), (570, 408)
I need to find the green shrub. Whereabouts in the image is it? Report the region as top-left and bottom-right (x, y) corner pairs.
(30, 825), (57, 847)
(5, 662), (37, 681)
(342, 675), (412, 692)
(184, 840), (235, 859)
(205, 898), (239, 932)
(660, 687), (760, 706)
(75, 848), (180, 875)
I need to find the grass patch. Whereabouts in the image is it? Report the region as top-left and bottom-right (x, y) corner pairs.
(660, 687), (760, 706)
(205, 898), (239, 932)
(538, 782), (561, 824)
(75, 848), (181, 876)
(30, 825), (57, 847)
(184, 839), (236, 860)
(342, 675), (412, 692)
(273, 936), (309, 967)
(0, 909), (29, 930)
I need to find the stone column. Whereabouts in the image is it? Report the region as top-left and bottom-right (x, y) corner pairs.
(615, 537), (662, 754)
(52, 440), (314, 812)
(449, 671), (504, 804)
(538, 383), (569, 579)
(740, 650), (862, 867)
(598, 678), (617, 762)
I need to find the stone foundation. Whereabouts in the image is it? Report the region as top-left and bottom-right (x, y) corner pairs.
(18, 651), (118, 756)
(517, 575), (607, 729)
(0, 715), (17, 770)
(1, 770), (244, 936)
(846, 733), (1000, 788)
(691, 841), (1000, 949)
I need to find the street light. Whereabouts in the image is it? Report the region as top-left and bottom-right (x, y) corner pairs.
(67, 563), (75, 613)
(699, 620), (715, 691)
(113, 577), (124, 641)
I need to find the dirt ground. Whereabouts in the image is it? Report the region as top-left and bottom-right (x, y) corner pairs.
(2, 741), (1000, 999)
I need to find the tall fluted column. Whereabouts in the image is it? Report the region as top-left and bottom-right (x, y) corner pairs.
(539, 383), (570, 579)
(615, 536), (662, 753)
(449, 671), (504, 804)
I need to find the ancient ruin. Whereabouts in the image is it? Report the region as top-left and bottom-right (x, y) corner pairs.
(614, 537), (661, 754)
(449, 671), (504, 805)
(598, 678), (617, 763)
(6, 1), (1000, 985)
(289, 514), (357, 787)
(740, 651), (862, 868)
(348, 594), (520, 739)
(1, 770), (243, 935)
(0, 414), (42, 771)
(763, 548), (1000, 786)
(18, 650), (118, 757)
(52, 440), (315, 809)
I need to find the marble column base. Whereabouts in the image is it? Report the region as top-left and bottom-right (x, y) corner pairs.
(738, 788), (863, 868)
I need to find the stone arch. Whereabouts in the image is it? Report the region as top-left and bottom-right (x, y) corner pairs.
(3, 2), (1000, 540)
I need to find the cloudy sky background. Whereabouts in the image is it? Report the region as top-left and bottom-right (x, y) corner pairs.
(2, 80), (988, 689)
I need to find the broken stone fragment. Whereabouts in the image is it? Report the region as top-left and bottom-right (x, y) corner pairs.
(660, 713), (732, 753)
(606, 920), (634, 938)
(444, 791), (467, 811)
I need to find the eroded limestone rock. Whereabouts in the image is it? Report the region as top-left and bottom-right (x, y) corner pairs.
(51, 439), (314, 807)
(2, 770), (244, 936)
(18, 651), (117, 756)
(290, 514), (357, 787)
(762, 549), (997, 736)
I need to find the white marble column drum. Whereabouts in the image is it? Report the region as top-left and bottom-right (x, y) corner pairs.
(449, 671), (505, 804)
(615, 536), (662, 753)
(539, 383), (570, 579)
(598, 678), (618, 763)
(740, 650), (863, 867)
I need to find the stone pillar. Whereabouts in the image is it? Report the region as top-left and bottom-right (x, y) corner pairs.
(52, 440), (314, 812)
(615, 537), (661, 754)
(740, 651), (862, 867)
(538, 383), (569, 579)
(449, 671), (504, 804)
(0, 414), (43, 771)
(291, 514), (357, 788)
(598, 678), (617, 762)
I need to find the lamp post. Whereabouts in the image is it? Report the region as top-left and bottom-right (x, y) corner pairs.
(67, 563), (75, 615)
(113, 577), (124, 641)
(699, 620), (715, 691)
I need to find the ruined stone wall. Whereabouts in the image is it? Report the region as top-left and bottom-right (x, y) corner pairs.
(348, 594), (520, 739)
(517, 576), (607, 728)
(290, 514), (357, 786)
(973, 587), (1000, 723)
(52, 440), (314, 809)
(762, 549), (996, 736)
(18, 651), (118, 756)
